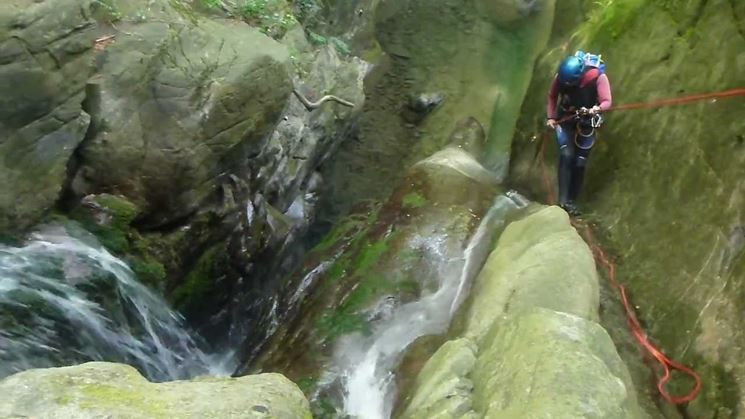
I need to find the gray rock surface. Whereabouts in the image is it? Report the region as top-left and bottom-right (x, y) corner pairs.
(0, 362), (311, 418)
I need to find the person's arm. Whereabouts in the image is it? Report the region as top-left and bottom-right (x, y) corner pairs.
(547, 75), (559, 119)
(596, 74), (612, 111)
(546, 75), (559, 128)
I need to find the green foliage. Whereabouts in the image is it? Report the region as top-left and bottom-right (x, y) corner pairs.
(168, 0), (202, 24)
(307, 31), (327, 46)
(241, 0), (268, 18)
(201, 0), (223, 9)
(93, 0), (123, 23)
(239, 0), (298, 39)
(330, 37), (350, 56)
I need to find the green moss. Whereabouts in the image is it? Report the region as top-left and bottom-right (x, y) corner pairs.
(79, 384), (168, 417)
(317, 309), (369, 340)
(330, 37), (350, 56)
(572, 0), (645, 43)
(401, 192), (427, 209)
(128, 257), (167, 289)
(296, 376), (317, 395)
(307, 31), (327, 46)
(311, 397), (337, 419)
(312, 214), (368, 255)
(172, 246), (222, 310)
(354, 240), (389, 274)
(68, 195), (138, 254)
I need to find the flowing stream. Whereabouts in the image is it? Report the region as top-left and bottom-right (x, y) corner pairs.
(335, 192), (529, 419)
(0, 224), (228, 381)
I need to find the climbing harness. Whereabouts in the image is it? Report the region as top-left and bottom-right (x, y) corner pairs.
(537, 86), (745, 405)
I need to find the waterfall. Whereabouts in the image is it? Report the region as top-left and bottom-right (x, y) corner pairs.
(0, 224), (229, 381)
(336, 192), (529, 419)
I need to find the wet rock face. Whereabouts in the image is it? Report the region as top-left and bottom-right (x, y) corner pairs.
(0, 0), (96, 231)
(165, 40), (367, 351)
(509, 1), (745, 415)
(247, 141), (506, 412)
(0, 0), (367, 352)
(476, 0), (545, 25)
(319, 0), (555, 226)
(0, 362), (311, 419)
(403, 92), (445, 123)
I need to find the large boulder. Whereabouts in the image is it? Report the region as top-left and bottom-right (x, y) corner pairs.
(399, 206), (643, 418)
(71, 0), (292, 227)
(0, 362), (311, 418)
(0, 0), (96, 231)
(157, 33), (368, 349)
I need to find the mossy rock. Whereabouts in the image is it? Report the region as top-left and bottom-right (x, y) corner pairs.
(400, 207), (643, 419)
(72, 0), (292, 228)
(0, 362), (312, 418)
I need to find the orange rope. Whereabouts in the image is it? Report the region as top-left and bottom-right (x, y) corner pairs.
(537, 128), (702, 404)
(608, 88), (745, 112)
(572, 220), (702, 404)
(553, 87), (745, 124)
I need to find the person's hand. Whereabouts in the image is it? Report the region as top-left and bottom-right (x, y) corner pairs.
(588, 105), (602, 115)
(546, 118), (558, 129)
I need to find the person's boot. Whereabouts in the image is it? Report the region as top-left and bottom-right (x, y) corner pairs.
(557, 148), (572, 207)
(568, 160), (586, 204)
(563, 201), (581, 217)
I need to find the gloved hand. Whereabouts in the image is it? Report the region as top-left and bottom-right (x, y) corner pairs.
(546, 118), (558, 129)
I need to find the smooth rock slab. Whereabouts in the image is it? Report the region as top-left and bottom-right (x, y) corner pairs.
(400, 206), (644, 419)
(472, 308), (639, 419)
(0, 362), (311, 419)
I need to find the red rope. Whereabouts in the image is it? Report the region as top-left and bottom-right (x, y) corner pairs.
(534, 87), (745, 403)
(537, 125), (703, 404)
(573, 221), (702, 404)
(553, 87), (745, 124)
(608, 88), (745, 112)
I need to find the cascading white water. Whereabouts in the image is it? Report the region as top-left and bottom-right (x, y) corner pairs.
(338, 192), (529, 419)
(0, 224), (230, 381)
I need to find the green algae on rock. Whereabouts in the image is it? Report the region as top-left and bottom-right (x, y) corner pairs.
(253, 146), (500, 370)
(0, 362), (311, 419)
(399, 206), (643, 419)
(248, 138), (520, 416)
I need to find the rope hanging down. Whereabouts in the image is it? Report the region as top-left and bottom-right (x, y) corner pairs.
(538, 136), (702, 404)
(535, 86), (745, 405)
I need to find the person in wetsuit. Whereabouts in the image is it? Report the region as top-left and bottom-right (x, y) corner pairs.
(546, 53), (612, 216)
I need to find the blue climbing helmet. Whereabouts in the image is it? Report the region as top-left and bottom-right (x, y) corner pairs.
(557, 55), (585, 86)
